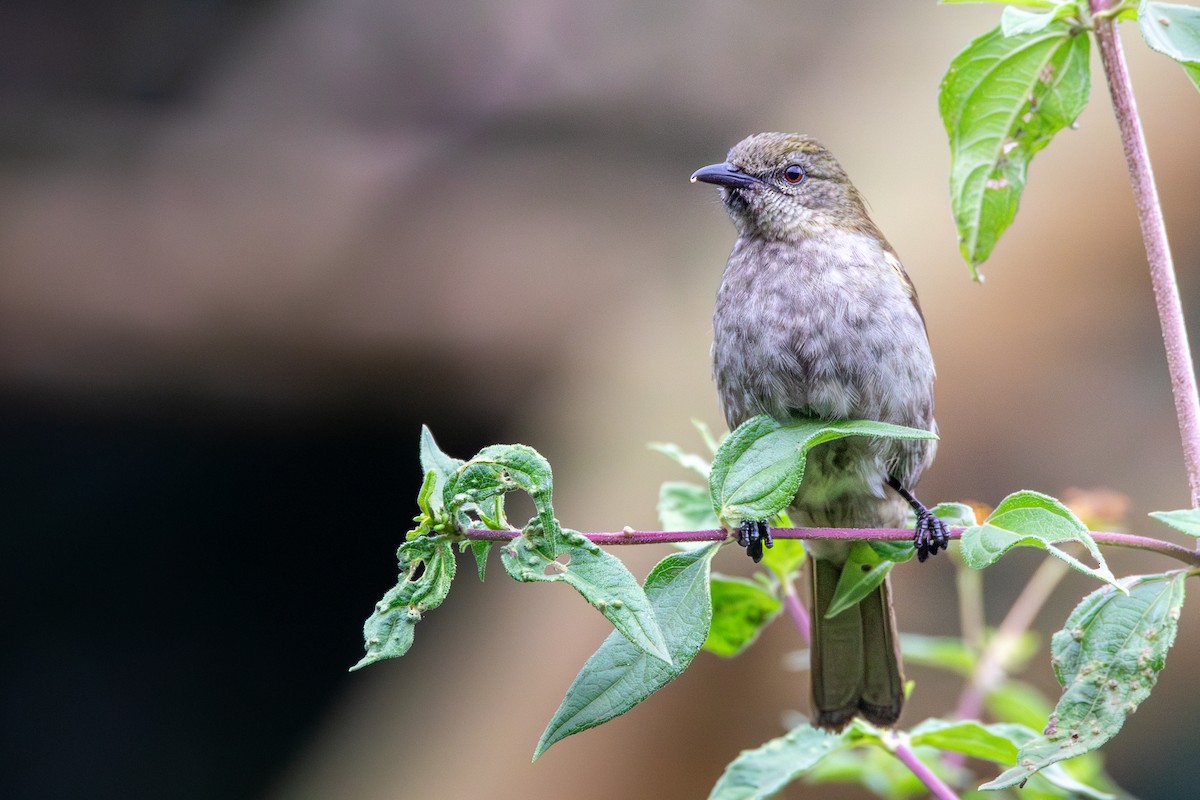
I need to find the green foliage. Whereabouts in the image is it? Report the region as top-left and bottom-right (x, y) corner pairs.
(703, 575), (783, 657)
(959, 490), (1119, 587)
(939, 14), (1090, 274)
(825, 541), (897, 619)
(1149, 506), (1200, 536)
(709, 415), (937, 528)
(985, 571), (1187, 789)
(534, 544), (720, 758)
(1137, 1), (1200, 91)
(500, 532), (672, 664)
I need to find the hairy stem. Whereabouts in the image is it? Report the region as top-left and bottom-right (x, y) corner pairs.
(455, 525), (1200, 566)
(885, 732), (961, 800)
(1092, 4), (1200, 513)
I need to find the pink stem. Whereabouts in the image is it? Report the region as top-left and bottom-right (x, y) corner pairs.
(1092, 4), (1200, 515)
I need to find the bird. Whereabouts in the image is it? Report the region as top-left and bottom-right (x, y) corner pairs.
(691, 132), (948, 731)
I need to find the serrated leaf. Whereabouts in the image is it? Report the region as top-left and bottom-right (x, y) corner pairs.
(983, 571), (1187, 789)
(648, 441), (712, 478)
(940, 22), (1090, 273)
(419, 426), (464, 514)
(704, 575), (783, 657)
(352, 537), (456, 670)
(959, 490), (1119, 588)
(450, 443), (557, 547)
(1149, 507), (1200, 537)
(1138, 2), (1200, 73)
(500, 532), (671, 664)
(909, 719), (1027, 764)
(534, 544), (720, 758)
(709, 415), (936, 528)
(708, 723), (852, 800)
(825, 541), (895, 619)
(658, 480), (721, 532)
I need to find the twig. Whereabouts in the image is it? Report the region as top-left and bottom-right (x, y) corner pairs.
(1091, 3), (1200, 514)
(456, 525), (1200, 566)
(782, 580), (811, 645)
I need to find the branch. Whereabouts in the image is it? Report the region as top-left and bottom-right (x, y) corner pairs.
(1091, 3), (1200, 513)
(455, 525), (1200, 566)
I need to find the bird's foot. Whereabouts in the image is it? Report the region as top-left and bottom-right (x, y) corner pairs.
(913, 508), (949, 563)
(886, 474), (949, 563)
(737, 519), (773, 563)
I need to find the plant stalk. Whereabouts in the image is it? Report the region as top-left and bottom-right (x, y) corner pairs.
(1091, 4), (1200, 514)
(456, 525), (1200, 566)
(885, 732), (961, 800)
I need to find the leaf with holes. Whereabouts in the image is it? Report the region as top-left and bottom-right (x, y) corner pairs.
(534, 543), (720, 759)
(983, 571), (1187, 789)
(500, 530), (671, 664)
(449, 443), (556, 545)
(352, 536), (457, 670)
(709, 415), (936, 529)
(940, 21), (1090, 274)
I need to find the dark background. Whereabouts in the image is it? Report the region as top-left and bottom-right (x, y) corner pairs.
(4, 2), (1200, 798)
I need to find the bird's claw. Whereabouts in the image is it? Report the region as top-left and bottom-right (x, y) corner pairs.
(913, 510), (949, 563)
(738, 519), (773, 563)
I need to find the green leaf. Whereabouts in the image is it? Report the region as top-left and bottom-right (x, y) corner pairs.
(825, 541), (895, 619)
(940, 22), (1090, 273)
(1001, 6), (1062, 36)
(761, 538), (807, 583)
(707, 723), (852, 800)
(658, 481), (721, 532)
(983, 571), (1187, 789)
(1138, 2), (1200, 79)
(534, 544), (720, 759)
(419, 426), (464, 517)
(985, 678), (1055, 730)
(449, 443), (557, 547)
(908, 718), (1024, 764)
(899, 633), (977, 675)
(704, 575), (783, 657)
(709, 415), (936, 528)
(500, 532), (671, 664)
(959, 490), (1119, 588)
(352, 537), (456, 670)
(1149, 507), (1200, 537)
(648, 441), (712, 478)
(932, 501), (980, 528)
(459, 538), (492, 581)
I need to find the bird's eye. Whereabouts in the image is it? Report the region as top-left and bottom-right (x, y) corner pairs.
(783, 164), (805, 184)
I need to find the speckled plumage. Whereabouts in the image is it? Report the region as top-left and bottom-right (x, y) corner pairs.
(695, 132), (940, 730)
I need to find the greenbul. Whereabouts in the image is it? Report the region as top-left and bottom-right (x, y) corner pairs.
(692, 132), (948, 730)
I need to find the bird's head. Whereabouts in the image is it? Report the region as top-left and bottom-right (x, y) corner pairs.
(691, 132), (875, 242)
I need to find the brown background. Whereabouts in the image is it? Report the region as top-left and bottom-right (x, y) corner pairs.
(4, 1), (1200, 798)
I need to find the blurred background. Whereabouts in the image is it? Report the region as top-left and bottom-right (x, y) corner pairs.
(4, 1), (1200, 798)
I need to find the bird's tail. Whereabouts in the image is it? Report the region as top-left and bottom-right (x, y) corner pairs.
(809, 557), (904, 730)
